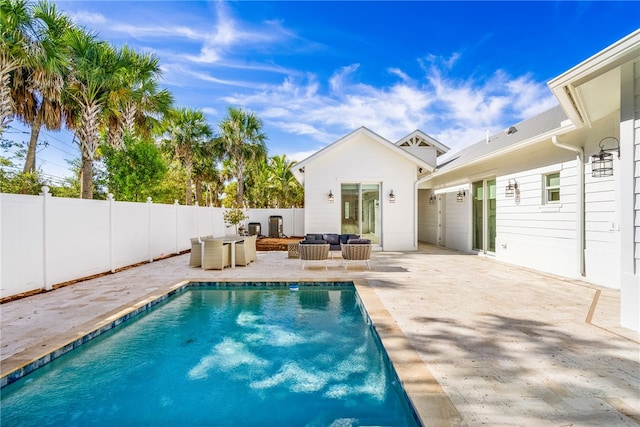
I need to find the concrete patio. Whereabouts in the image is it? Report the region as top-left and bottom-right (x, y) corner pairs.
(1, 244), (639, 426)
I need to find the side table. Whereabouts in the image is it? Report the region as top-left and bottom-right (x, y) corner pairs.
(287, 242), (300, 259)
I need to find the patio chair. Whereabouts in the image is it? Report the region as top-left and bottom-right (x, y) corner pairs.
(235, 235), (257, 266)
(189, 237), (202, 267)
(299, 243), (330, 270)
(341, 240), (372, 270)
(202, 238), (231, 270)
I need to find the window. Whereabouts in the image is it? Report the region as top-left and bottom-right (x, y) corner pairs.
(544, 172), (560, 203)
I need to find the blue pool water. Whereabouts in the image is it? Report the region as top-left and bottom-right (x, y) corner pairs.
(1, 284), (419, 426)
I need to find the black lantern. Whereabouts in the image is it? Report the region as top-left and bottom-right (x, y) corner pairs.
(328, 190), (334, 203)
(388, 190), (396, 203)
(456, 189), (466, 202)
(591, 137), (619, 178)
(505, 178), (519, 197)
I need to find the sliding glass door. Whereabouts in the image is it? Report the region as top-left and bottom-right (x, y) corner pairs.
(341, 183), (380, 244)
(472, 179), (496, 253)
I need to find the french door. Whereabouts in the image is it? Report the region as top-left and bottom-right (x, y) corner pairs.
(472, 179), (496, 253)
(341, 183), (380, 244)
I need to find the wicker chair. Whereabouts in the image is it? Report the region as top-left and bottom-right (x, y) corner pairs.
(189, 237), (202, 267)
(341, 243), (372, 270)
(202, 238), (231, 270)
(299, 243), (330, 270)
(235, 235), (257, 266)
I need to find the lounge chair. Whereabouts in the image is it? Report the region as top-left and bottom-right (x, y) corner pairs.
(202, 238), (231, 270)
(299, 242), (330, 270)
(341, 240), (372, 270)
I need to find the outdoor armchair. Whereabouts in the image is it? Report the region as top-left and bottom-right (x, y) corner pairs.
(189, 237), (202, 267)
(202, 238), (231, 270)
(341, 240), (372, 270)
(235, 235), (257, 266)
(299, 242), (330, 270)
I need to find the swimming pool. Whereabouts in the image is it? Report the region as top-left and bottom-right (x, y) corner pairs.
(1, 283), (420, 426)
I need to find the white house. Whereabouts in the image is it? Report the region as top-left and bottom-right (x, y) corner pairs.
(292, 127), (449, 251)
(294, 30), (640, 332)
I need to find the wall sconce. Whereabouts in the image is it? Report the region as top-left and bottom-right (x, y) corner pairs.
(591, 137), (620, 178)
(388, 189), (396, 203)
(327, 190), (334, 203)
(505, 178), (519, 197)
(428, 194), (437, 205)
(456, 189), (466, 202)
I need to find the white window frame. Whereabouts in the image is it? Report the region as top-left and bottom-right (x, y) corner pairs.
(544, 172), (560, 204)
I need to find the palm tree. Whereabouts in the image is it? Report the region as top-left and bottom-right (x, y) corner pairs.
(218, 106), (267, 207)
(269, 154), (303, 208)
(19, 1), (73, 173)
(63, 27), (119, 198)
(104, 46), (172, 149)
(161, 107), (212, 205)
(0, 0), (36, 133)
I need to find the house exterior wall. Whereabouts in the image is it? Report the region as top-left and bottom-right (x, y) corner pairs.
(302, 132), (418, 250)
(619, 59), (640, 330)
(421, 138), (622, 288)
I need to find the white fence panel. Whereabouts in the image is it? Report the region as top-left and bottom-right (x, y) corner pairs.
(113, 201), (150, 268)
(47, 196), (110, 286)
(1, 193), (44, 296)
(151, 202), (179, 259)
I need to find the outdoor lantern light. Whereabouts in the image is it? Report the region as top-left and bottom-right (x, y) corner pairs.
(591, 137), (620, 178)
(388, 190), (396, 203)
(456, 189), (466, 202)
(505, 178), (519, 197)
(429, 194), (437, 205)
(328, 190), (334, 203)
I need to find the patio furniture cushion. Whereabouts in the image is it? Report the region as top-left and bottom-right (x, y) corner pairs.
(347, 238), (371, 244)
(300, 239), (327, 244)
(339, 234), (360, 244)
(305, 234), (324, 241)
(322, 233), (340, 246)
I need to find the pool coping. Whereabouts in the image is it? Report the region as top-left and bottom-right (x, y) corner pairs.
(1, 279), (463, 426)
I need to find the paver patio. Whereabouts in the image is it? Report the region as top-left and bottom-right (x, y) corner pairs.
(1, 244), (638, 426)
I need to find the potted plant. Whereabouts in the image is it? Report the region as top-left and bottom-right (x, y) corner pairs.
(223, 206), (248, 235)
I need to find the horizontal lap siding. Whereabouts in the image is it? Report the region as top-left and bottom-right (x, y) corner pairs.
(496, 162), (579, 278)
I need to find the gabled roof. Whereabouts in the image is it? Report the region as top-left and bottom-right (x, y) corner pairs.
(435, 105), (569, 174)
(292, 127), (436, 185)
(395, 130), (450, 155)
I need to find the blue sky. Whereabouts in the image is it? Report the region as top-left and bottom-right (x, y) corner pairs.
(4, 1), (639, 182)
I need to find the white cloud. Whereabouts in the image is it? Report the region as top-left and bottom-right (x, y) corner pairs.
(222, 52), (557, 156)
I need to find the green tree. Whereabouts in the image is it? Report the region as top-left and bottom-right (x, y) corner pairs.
(62, 27), (118, 199)
(160, 107), (212, 205)
(101, 135), (166, 202)
(0, 0), (35, 133)
(218, 106), (267, 207)
(18, 1), (72, 173)
(269, 154), (303, 208)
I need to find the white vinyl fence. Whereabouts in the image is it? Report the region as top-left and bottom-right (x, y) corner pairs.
(0, 189), (304, 299)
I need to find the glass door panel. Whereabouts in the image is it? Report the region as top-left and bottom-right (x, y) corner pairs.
(361, 184), (380, 244)
(487, 179), (496, 253)
(341, 184), (359, 235)
(472, 181), (484, 251)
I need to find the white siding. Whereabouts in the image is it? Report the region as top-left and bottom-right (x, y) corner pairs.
(496, 162), (580, 278)
(443, 189), (470, 252)
(417, 190), (438, 244)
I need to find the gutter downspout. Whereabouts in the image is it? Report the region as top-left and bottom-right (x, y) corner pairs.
(552, 135), (585, 276)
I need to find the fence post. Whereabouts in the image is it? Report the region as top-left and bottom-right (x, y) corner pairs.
(147, 197), (153, 263)
(108, 194), (115, 273)
(41, 186), (52, 291)
(174, 200), (179, 254)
